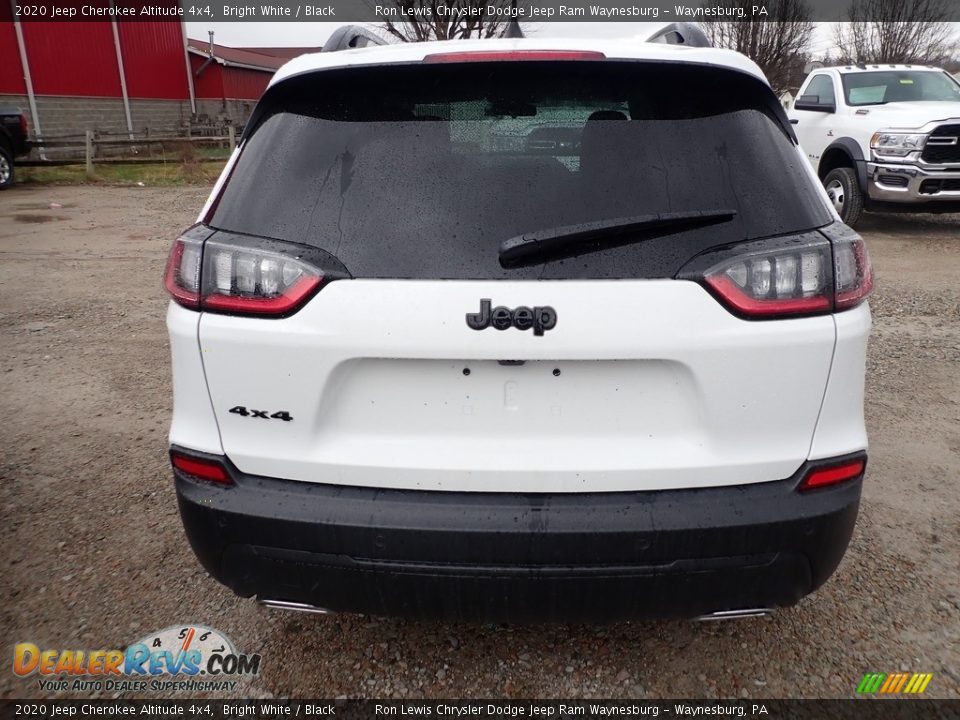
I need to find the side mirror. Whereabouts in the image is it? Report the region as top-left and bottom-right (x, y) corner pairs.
(794, 94), (836, 113)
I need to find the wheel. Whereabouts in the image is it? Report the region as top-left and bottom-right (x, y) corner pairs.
(0, 146), (13, 189)
(823, 167), (863, 227)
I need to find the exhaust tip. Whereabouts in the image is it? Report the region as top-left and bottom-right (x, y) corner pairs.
(695, 608), (772, 622)
(258, 599), (334, 615)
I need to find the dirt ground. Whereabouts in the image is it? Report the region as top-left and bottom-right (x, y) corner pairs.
(0, 185), (958, 700)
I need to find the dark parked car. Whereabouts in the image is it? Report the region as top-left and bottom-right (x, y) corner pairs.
(0, 106), (32, 189)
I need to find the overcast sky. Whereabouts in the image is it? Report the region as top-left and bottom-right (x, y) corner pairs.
(185, 21), (846, 55)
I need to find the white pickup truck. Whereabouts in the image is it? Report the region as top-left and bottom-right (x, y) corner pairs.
(789, 64), (960, 226)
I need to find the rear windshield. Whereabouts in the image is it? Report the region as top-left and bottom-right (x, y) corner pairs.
(210, 61), (832, 280)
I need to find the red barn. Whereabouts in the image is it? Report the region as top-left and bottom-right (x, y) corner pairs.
(186, 39), (293, 126)
(0, 19), (315, 147)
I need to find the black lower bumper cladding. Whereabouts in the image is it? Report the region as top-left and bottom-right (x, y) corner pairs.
(173, 448), (864, 622)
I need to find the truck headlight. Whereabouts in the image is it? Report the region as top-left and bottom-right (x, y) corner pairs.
(870, 132), (926, 157)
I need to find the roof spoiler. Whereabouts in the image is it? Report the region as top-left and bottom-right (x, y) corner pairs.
(321, 25), (387, 52)
(645, 22), (712, 48)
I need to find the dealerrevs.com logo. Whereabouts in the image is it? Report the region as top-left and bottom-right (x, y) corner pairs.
(13, 625), (261, 693)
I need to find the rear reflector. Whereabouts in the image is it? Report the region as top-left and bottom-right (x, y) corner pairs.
(171, 452), (231, 485)
(798, 458), (865, 491)
(424, 50), (606, 63)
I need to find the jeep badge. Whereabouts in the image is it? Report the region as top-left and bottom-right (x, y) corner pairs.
(466, 299), (557, 336)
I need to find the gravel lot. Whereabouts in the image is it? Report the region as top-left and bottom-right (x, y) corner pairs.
(1, 185), (958, 700)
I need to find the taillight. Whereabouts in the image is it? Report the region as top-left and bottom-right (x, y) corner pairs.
(163, 236), (202, 309)
(424, 50), (606, 63)
(200, 238), (322, 316)
(798, 456), (866, 492)
(164, 229), (347, 318)
(703, 248), (832, 317)
(170, 451), (232, 485)
(681, 224), (873, 319)
(833, 231), (874, 310)
(20, 113), (28, 138)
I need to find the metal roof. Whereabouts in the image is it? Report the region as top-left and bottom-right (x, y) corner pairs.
(186, 40), (291, 72)
(243, 46), (323, 59)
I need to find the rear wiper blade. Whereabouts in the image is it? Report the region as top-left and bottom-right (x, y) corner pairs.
(498, 209), (737, 269)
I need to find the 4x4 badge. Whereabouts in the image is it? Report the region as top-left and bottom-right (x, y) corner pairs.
(466, 299), (557, 336)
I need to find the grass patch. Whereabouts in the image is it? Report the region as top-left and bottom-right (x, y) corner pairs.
(18, 159), (227, 187)
(195, 146), (232, 160)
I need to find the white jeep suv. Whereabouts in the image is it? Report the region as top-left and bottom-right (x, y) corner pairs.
(164, 31), (873, 622)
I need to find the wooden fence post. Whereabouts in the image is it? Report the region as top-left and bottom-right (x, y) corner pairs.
(85, 130), (94, 175)
(228, 125), (236, 152)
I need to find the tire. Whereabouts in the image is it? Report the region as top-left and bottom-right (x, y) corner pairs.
(0, 145), (13, 189)
(822, 167), (863, 227)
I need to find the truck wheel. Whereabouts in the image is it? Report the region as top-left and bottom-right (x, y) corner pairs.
(823, 167), (863, 227)
(0, 146), (13, 190)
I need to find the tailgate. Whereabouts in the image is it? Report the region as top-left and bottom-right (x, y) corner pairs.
(198, 279), (836, 492)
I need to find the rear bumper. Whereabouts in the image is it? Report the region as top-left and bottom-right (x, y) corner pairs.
(174, 450), (864, 622)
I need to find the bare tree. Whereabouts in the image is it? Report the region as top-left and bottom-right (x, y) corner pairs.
(378, 0), (524, 42)
(703, 0), (816, 96)
(833, 0), (958, 65)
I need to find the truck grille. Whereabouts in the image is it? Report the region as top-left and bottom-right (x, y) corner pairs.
(922, 124), (960, 164)
(919, 179), (960, 194)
